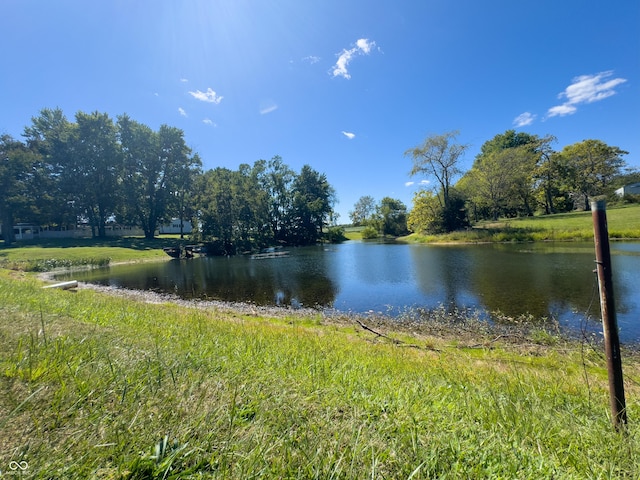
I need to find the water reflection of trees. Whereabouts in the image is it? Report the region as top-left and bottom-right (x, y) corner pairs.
(161, 254), (338, 308)
(410, 244), (597, 321)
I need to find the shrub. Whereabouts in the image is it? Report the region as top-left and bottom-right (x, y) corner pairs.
(324, 226), (347, 243)
(361, 226), (379, 239)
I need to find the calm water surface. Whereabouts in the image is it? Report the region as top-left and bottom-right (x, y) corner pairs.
(59, 241), (640, 342)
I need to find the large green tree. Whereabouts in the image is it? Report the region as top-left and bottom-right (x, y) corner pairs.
(554, 139), (627, 210)
(458, 130), (556, 219)
(261, 156), (296, 244)
(23, 108), (77, 227)
(378, 197), (408, 237)
(195, 159), (336, 252)
(406, 131), (468, 211)
(196, 167), (236, 254)
(0, 135), (40, 245)
(459, 147), (528, 220)
(291, 165), (335, 245)
(118, 115), (201, 238)
(66, 111), (122, 238)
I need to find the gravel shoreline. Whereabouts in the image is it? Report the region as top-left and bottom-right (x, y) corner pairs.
(39, 267), (615, 348)
(57, 279), (571, 348)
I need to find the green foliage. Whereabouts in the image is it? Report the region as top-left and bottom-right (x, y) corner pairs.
(455, 132), (629, 222)
(0, 134), (43, 245)
(405, 131), (467, 212)
(555, 139), (628, 210)
(361, 225), (379, 239)
(408, 190), (468, 234)
(21, 108), (201, 240)
(194, 157), (336, 253)
(349, 195), (376, 226)
(117, 115), (202, 239)
(323, 226), (347, 243)
(291, 165), (336, 245)
(378, 196), (409, 236)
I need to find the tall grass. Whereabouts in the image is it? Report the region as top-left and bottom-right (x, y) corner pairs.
(1, 272), (639, 478)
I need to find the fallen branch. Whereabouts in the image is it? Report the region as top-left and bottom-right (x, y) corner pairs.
(466, 334), (525, 349)
(355, 319), (441, 352)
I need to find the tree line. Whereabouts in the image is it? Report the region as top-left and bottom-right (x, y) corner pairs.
(0, 108), (338, 251)
(353, 130), (637, 236)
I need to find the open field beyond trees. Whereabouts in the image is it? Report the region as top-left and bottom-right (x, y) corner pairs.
(401, 204), (640, 244)
(1, 230), (640, 477)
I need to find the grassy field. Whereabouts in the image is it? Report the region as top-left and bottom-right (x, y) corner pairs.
(1, 239), (640, 477)
(403, 204), (640, 244)
(0, 236), (181, 271)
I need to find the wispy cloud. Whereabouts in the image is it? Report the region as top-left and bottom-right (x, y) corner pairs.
(405, 180), (430, 187)
(180, 78), (189, 83)
(341, 131), (355, 139)
(203, 118), (216, 127)
(178, 107), (187, 117)
(260, 101), (278, 115)
(331, 38), (377, 79)
(513, 112), (536, 127)
(547, 71), (626, 118)
(303, 55), (321, 64)
(188, 87), (223, 104)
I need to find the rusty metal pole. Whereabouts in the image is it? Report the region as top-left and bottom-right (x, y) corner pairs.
(591, 199), (627, 428)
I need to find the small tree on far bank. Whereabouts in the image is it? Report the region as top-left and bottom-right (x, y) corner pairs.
(408, 189), (468, 234)
(378, 197), (409, 236)
(349, 195), (377, 226)
(405, 131), (468, 232)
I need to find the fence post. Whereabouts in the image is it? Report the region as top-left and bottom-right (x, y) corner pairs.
(591, 199), (627, 429)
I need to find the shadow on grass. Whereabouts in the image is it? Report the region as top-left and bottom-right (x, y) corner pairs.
(0, 236), (190, 251)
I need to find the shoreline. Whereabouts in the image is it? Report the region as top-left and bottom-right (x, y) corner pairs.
(41, 270), (605, 350)
(33, 259), (638, 350)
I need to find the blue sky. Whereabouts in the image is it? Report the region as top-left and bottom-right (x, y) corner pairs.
(2, 0), (639, 222)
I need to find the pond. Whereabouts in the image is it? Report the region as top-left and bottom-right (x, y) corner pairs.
(56, 241), (640, 343)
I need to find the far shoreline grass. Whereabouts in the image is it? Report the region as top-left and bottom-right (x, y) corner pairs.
(340, 204), (640, 243)
(401, 204), (640, 244)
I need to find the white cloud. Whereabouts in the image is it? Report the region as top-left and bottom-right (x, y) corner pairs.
(303, 55), (321, 64)
(405, 180), (430, 187)
(178, 107), (187, 117)
(180, 78), (189, 83)
(547, 71), (626, 118)
(547, 104), (577, 117)
(356, 38), (374, 54)
(331, 38), (377, 79)
(188, 87), (223, 104)
(260, 103), (278, 115)
(513, 112), (536, 127)
(203, 118), (216, 127)
(341, 131), (355, 139)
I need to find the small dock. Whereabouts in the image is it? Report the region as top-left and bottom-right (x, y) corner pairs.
(250, 250), (289, 260)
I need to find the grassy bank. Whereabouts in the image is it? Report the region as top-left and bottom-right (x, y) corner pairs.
(1, 264), (640, 477)
(0, 237), (181, 271)
(403, 204), (640, 243)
